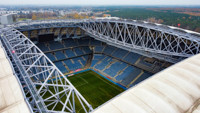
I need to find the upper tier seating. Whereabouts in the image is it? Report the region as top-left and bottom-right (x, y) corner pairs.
(82, 47), (92, 54)
(112, 48), (128, 59)
(78, 39), (90, 46)
(123, 52), (141, 64)
(94, 46), (104, 53)
(63, 39), (77, 47)
(49, 41), (64, 50)
(65, 49), (76, 58)
(103, 45), (116, 55)
(36, 42), (49, 52)
(90, 38), (102, 46)
(74, 48), (84, 56)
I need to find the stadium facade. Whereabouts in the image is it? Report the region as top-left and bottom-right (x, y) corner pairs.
(1, 19), (200, 113)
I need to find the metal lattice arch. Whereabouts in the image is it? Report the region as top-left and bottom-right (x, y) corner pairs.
(1, 19), (200, 113)
(13, 19), (200, 63)
(0, 27), (93, 113)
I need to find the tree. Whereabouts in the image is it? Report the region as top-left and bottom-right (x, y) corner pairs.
(32, 13), (37, 20)
(73, 13), (79, 19)
(195, 27), (200, 32)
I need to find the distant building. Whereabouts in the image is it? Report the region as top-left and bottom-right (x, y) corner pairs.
(0, 14), (16, 25)
(103, 14), (111, 17)
(95, 17), (120, 20)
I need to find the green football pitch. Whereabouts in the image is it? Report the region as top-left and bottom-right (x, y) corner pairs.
(68, 70), (124, 112)
(43, 70), (124, 112)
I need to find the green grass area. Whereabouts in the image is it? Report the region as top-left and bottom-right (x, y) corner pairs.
(68, 70), (124, 111)
(41, 70), (124, 112)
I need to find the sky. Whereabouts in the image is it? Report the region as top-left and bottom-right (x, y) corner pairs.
(0, 0), (200, 6)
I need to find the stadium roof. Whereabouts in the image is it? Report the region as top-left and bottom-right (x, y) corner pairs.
(94, 53), (200, 113)
(0, 44), (30, 113)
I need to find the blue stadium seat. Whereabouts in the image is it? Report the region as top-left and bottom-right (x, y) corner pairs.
(63, 57), (83, 71)
(65, 49), (76, 58)
(49, 41), (64, 50)
(78, 57), (87, 66)
(82, 55), (88, 61)
(45, 53), (56, 61)
(55, 51), (66, 60)
(90, 39), (101, 46)
(130, 72), (152, 87)
(103, 45), (116, 55)
(78, 39), (90, 45)
(123, 52), (141, 64)
(104, 61), (127, 77)
(115, 66), (134, 81)
(36, 42), (49, 52)
(54, 61), (68, 73)
(74, 48), (84, 56)
(112, 48), (128, 59)
(82, 47), (92, 54)
(91, 55), (106, 67)
(95, 57), (113, 70)
(72, 57), (83, 69)
(63, 39), (77, 47)
(95, 46), (104, 53)
(121, 67), (142, 86)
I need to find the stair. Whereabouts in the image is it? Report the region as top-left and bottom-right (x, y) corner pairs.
(134, 57), (141, 65)
(81, 47), (86, 54)
(101, 46), (106, 53)
(73, 49), (78, 56)
(70, 59), (74, 64)
(110, 48), (117, 55)
(102, 59), (117, 71)
(85, 53), (93, 68)
(64, 51), (68, 58)
(93, 56), (107, 68)
(122, 52), (130, 59)
(79, 60), (84, 67)
(114, 65), (129, 78)
(62, 61), (70, 72)
(82, 56), (86, 61)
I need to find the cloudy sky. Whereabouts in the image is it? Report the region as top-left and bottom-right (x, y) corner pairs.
(0, 0), (200, 5)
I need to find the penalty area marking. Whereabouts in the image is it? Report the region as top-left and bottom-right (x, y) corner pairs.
(71, 73), (89, 88)
(92, 72), (123, 92)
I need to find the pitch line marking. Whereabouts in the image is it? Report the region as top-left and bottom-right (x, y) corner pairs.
(93, 72), (123, 92)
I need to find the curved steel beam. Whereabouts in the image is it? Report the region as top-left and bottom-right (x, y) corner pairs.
(11, 19), (200, 62)
(0, 27), (93, 113)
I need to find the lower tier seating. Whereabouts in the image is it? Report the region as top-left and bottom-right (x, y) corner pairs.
(93, 55), (152, 87)
(104, 61), (127, 77)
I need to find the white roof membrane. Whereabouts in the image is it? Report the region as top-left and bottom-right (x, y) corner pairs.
(0, 45), (30, 113)
(94, 53), (200, 113)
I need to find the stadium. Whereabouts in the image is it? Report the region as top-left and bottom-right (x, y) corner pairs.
(1, 19), (200, 113)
